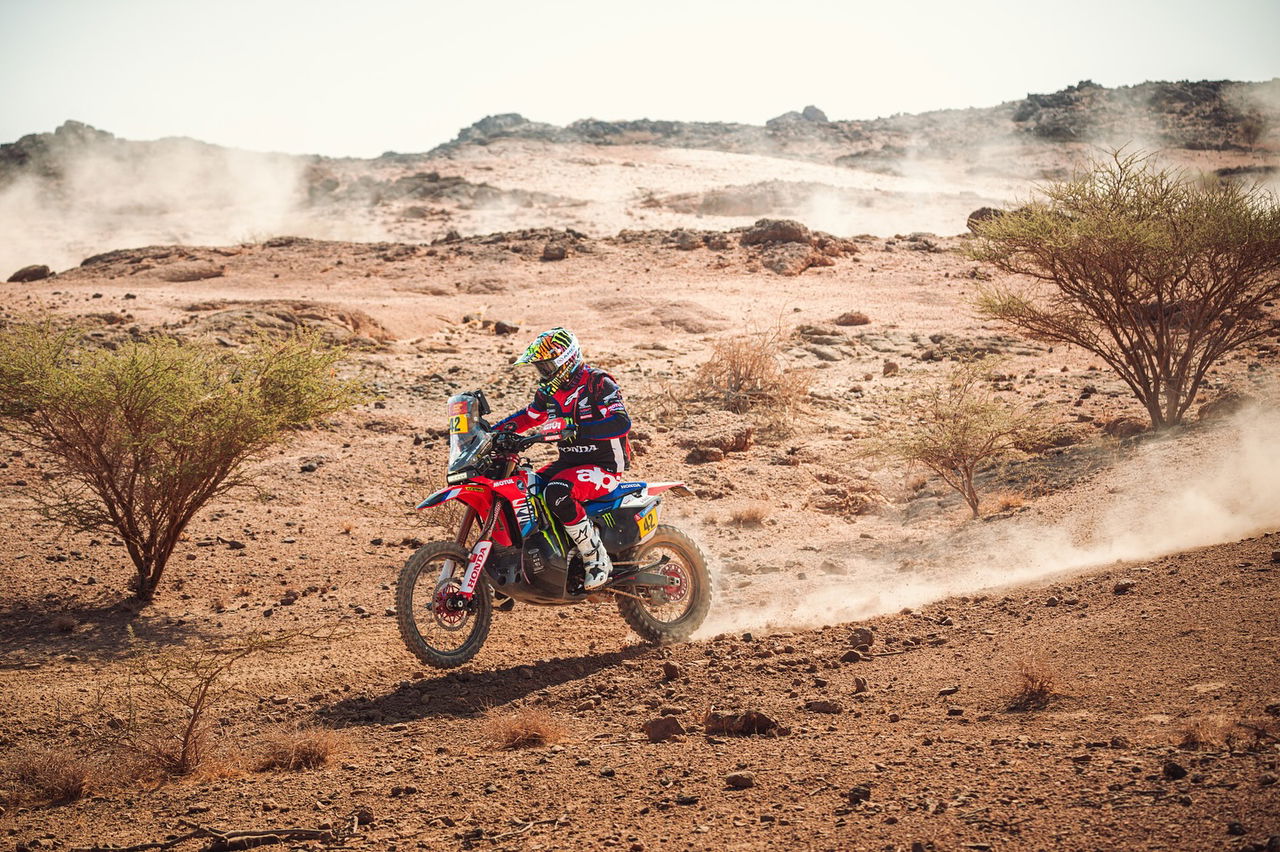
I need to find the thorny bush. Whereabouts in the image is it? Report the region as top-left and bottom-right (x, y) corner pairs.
(970, 150), (1280, 429)
(0, 327), (365, 599)
(865, 359), (1045, 518)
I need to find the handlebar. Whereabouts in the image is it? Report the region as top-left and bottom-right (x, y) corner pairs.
(492, 430), (559, 454)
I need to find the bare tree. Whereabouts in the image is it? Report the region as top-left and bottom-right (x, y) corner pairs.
(866, 360), (1043, 518)
(0, 329), (365, 599)
(970, 151), (1280, 429)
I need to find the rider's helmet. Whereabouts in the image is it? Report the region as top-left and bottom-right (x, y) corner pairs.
(514, 327), (583, 393)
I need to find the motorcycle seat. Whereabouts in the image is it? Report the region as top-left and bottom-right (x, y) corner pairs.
(583, 481), (648, 516)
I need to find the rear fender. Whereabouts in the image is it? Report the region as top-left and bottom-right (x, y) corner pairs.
(645, 482), (693, 497)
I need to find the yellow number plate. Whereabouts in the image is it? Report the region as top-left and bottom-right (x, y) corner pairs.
(449, 414), (469, 434)
(637, 506), (658, 536)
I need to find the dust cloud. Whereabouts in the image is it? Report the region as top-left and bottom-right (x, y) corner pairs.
(0, 133), (370, 276)
(696, 406), (1280, 637)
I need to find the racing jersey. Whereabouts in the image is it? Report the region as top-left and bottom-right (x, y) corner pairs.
(496, 365), (632, 472)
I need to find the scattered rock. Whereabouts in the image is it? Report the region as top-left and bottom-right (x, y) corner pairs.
(840, 649), (866, 663)
(938, 685), (960, 696)
(703, 709), (787, 736)
(541, 242), (567, 261)
(685, 447), (725, 464)
(724, 771), (756, 789)
(852, 676), (869, 694)
(661, 661), (684, 681)
(1113, 581), (1136, 595)
(7, 264), (51, 283)
(846, 784), (873, 804)
(804, 699), (843, 714)
(762, 243), (819, 276)
(883, 359), (899, 377)
(355, 806), (375, 825)
(834, 311), (870, 326)
(300, 462), (318, 473)
(226, 540), (246, 550)
(643, 716), (686, 742)
(1162, 760), (1188, 780)
(849, 627), (874, 648)
(1045, 595), (1061, 607)
(493, 320), (520, 336)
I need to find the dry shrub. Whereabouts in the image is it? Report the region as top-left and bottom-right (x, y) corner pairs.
(689, 328), (810, 431)
(51, 614), (78, 633)
(864, 359), (1045, 518)
(482, 707), (566, 750)
(3, 748), (99, 804)
(1178, 715), (1279, 752)
(105, 632), (307, 777)
(987, 490), (1027, 513)
(728, 503), (770, 527)
(255, 724), (345, 771)
(1007, 658), (1059, 711)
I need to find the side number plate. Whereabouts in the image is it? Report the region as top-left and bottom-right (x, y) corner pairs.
(449, 414), (469, 434)
(637, 505), (658, 537)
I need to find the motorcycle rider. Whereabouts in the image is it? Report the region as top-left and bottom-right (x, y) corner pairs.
(495, 328), (631, 591)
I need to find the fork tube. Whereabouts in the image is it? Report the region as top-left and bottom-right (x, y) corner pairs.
(454, 507), (477, 547)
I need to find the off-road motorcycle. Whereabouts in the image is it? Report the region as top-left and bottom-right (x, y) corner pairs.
(396, 390), (711, 669)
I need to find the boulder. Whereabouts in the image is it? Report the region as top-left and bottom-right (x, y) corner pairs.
(7, 264), (51, 283)
(642, 716), (685, 743)
(1197, 392), (1255, 421)
(966, 207), (1006, 233)
(541, 242), (567, 261)
(1102, 416), (1146, 439)
(740, 218), (812, 246)
(762, 243), (817, 276)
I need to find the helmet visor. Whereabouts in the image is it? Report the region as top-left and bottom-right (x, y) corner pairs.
(533, 359), (558, 380)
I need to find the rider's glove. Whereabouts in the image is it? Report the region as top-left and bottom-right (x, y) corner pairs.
(560, 422), (578, 443)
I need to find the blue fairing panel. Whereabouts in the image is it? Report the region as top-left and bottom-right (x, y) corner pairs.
(584, 481), (647, 515)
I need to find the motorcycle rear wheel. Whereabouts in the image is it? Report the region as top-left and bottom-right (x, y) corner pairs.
(616, 525), (711, 644)
(396, 541), (493, 669)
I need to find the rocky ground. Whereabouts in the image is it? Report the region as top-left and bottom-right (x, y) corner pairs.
(1, 210), (1278, 851)
(1, 82), (1280, 849)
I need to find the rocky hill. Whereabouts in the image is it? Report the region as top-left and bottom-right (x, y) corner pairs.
(428, 78), (1280, 162)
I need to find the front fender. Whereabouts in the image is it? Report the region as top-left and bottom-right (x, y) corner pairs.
(416, 485), (493, 514)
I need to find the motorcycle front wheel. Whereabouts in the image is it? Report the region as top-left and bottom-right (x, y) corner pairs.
(396, 541), (493, 669)
(616, 525), (711, 644)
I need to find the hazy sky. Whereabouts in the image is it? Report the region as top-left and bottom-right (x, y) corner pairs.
(3, 0), (1278, 158)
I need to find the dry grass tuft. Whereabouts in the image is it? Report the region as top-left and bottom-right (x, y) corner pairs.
(1177, 715), (1280, 752)
(728, 503), (770, 527)
(482, 707), (567, 750)
(3, 749), (99, 804)
(255, 724), (346, 771)
(689, 328), (810, 432)
(987, 490), (1027, 513)
(1007, 658), (1060, 711)
(50, 614), (78, 634)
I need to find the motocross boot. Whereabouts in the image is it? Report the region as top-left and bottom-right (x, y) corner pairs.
(564, 517), (612, 591)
